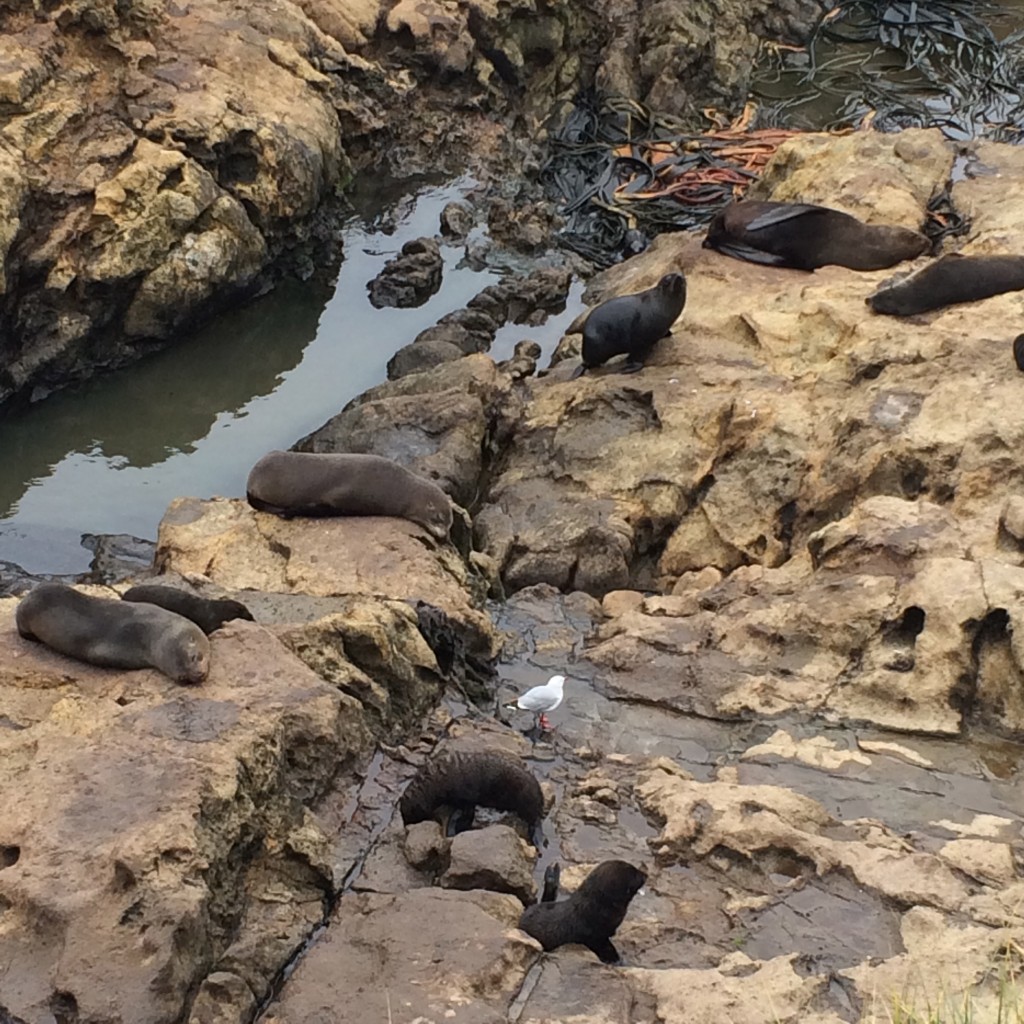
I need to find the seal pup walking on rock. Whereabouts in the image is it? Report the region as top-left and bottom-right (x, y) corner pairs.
(519, 859), (647, 964)
(703, 201), (929, 271)
(122, 584), (254, 635)
(246, 450), (453, 540)
(16, 583), (210, 684)
(399, 749), (546, 847)
(868, 253), (1024, 316)
(571, 272), (686, 378)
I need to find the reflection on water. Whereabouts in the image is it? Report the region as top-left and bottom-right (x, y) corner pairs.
(0, 176), (580, 575)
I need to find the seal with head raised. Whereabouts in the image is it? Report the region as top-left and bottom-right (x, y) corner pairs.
(122, 584), (254, 635)
(571, 272), (686, 378)
(399, 749), (546, 847)
(16, 582), (210, 684)
(868, 253), (1024, 316)
(246, 450), (453, 540)
(519, 859), (647, 964)
(703, 200), (929, 271)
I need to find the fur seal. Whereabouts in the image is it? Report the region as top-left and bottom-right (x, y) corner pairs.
(1014, 334), (1024, 372)
(121, 584), (254, 635)
(868, 253), (1024, 316)
(16, 583), (210, 684)
(519, 859), (647, 964)
(703, 201), (929, 271)
(571, 272), (686, 378)
(246, 450), (453, 540)
(399, 750), (546, 846)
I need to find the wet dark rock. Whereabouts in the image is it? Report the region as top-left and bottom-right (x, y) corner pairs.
(386, 338), (464, 380)
(81, 532), (157, 583)
(296, 354), (509, 509)
(186, 971), (256, 1024)
(440, 200), (474, 239)
(487, 198), (559, 254)
(507, 267), (573, 323)
(367, 237), (443, 309)
(440, 824), (537, 904)
(412, 319), (492, 355)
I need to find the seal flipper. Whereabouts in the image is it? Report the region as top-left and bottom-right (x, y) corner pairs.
(1014, 334), (1024, 372)
(446, 805), (476, 836)
(711, 240), (800, 268)
(588, 937), (622, 964)
(569, 363), (587, 380)
(618, 360), (645, 374)
(743, 203), (829, 232)
(541, 862), (561, 902)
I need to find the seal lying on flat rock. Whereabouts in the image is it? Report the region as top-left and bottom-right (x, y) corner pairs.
(703, 201), (929, 271)
(571, 272), (686, 378)
(122, 584), (254, 635)
(519, 859), (647, 964)
(868, 253), (1024, 316)
(16, 583), (210, 684)
(246, 450), (453, 540)
(399, 750), (546, 847)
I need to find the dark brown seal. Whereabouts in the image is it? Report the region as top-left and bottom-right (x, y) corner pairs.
(16, 582), (210, 684)
(1014, 334), (1024, 372)
(519, 859), (647, 964)
(246, 450), (453, 540)
(571, 272), (686, 378)
(122, 584), (254, 635)
(399, 750), (545, 846)
(703, 200), (929, 271)
(868, 253), (1024, 316)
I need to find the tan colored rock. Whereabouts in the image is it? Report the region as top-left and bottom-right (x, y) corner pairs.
(1000, 495), (1024, 542)
(939, 838), (1016, 885)
(262, 888), (536, 1023)
(0, 614), (370, 1023)
(154, 497), (496, 654)
(741, 729), (871, 770)
(441, 824), (538, 904)
(602, 589), (644, 617)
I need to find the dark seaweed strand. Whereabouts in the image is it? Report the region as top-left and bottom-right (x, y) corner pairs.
(751, 0), (1024, 142)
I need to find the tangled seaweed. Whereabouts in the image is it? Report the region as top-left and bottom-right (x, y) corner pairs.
(540, 95), (802, 267)
(753, 0), (1024, 141)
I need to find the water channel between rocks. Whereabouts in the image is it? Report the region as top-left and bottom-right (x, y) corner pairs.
(0, 175), (585, 578)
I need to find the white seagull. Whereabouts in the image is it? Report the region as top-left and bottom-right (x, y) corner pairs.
(505, 674), (566, 731)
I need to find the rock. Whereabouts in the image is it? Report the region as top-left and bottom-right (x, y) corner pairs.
(367, 236), (443, 308)
(261, 889), (537, 1023)
(440, 824), (538, 904)
(187, 972), (256, 1024)
(402, 820), (449, 870)
(153, 496), (497, 657)
(296, 353), (512, 508)
(498, 339), (541, 380)
(0, 612), (371, 1023)
(386, 337), (465, 379)
(1001, 495), (1024, 543)
(440, 200), (474, 239)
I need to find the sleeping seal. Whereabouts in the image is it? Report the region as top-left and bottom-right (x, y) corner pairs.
(868, 253), (1024, 316)
(122, 584), (254, 635)
(246, 450), (453, 540)
(571, 272), (686, 378)
(519, 859), (647, 964)
(703, 200), (929, 271)
(16, 583), (210, 684)
(399, 749), (546, 847)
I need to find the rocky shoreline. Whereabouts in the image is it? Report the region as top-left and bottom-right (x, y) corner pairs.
(4, 123), (1024, 1023)
(0, 0), (821, 410)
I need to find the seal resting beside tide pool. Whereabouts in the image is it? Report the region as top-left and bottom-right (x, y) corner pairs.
(571, 272), (686, 378)
(122, 584), (254, 635)
(519, 859), (647, 964)
(246, 450), (453, 540)
(703, 200), (929, 271)
(16, 582), (210, 684)
(868, 253), (1024, 316)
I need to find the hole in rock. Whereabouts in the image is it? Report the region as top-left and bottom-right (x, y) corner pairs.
(0, 845), (19, 868)
(50, 990), (78, 1024)
(894, 606), (926, 642)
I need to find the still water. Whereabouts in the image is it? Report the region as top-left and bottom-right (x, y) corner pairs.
(0, 178), (583, 576)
